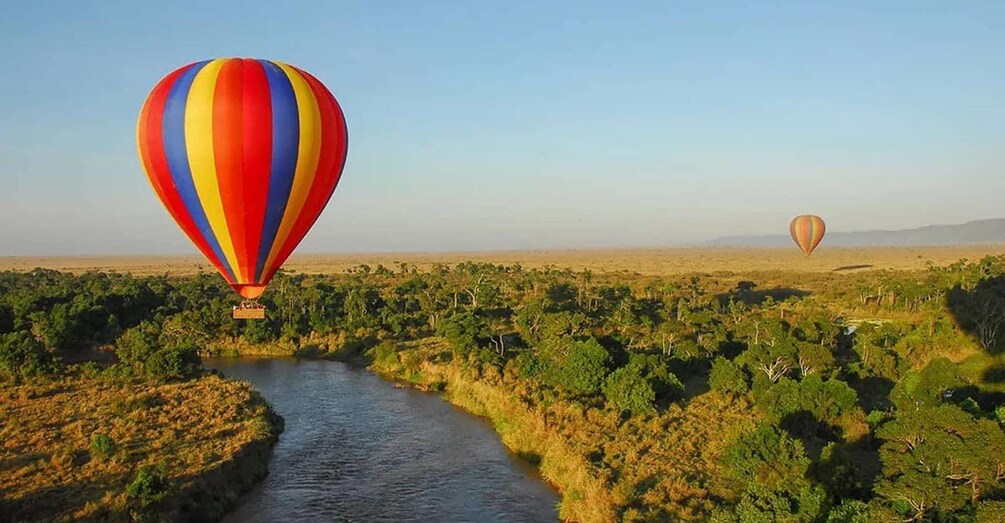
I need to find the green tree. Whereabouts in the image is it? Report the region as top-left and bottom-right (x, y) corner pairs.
(436, 311), (488, 355)
(0, 330), (56, 380)
(720, 423), (828, 521)
(545, 337), (610, 396)
(875, 405), (1005, 520)
(603, 365), (656, 415)
(709, 357), (749, 396)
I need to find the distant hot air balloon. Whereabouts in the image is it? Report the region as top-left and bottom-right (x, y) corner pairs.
(789, 215), (826, 256)
(137, 58), (348, 317)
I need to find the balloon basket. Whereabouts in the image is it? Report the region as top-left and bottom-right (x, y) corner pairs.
(233, 301), (266, 320)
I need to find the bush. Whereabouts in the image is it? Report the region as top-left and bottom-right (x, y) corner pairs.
(0, 330), (56, 380)
(603, 365), (656, 415)
(115, 322), (200, 380)
(126, 464), (171, 509)
(709, 357), (749, 396)
(90, 433), (116, 462)
(372, 340), (399, 367)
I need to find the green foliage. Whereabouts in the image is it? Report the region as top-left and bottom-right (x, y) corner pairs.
(889, 357), (963, 410)
(825, 500), (870, 522)
(721, 423), (827, 521)
(875, 404), (1005, 519)
(0, 330), (56, 380)
(603, 365), (656, 415)
(436, 312), (487, 355)
(126, 464), (171, 509)
(865, 409), (891, 430)
(372, 340), (399, 367)
(543, 337), (610, 396)
(757, 375), (858, 424)
(90, 433), (116, 462)
(512, 351), (546, 378)
(115, 322), (201, 380)
(709, 357), (749, 396)
(977, 501), (1005, 522)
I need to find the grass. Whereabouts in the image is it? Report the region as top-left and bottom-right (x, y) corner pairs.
(2, 245), (1003, 277)
(0, 372), (283, 522)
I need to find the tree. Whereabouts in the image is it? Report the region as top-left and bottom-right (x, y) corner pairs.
(719, 423), (828, 521)
(709, 357), (749, 396)
(889, 357), (963, 411)
(436, 312), (488, 356)
(603, 365), (656, 415)
(115, 321), (200, 380)
(544, 337), (610, 396)
(875, 405), (1005, 520)
(0, 330), (56, 381)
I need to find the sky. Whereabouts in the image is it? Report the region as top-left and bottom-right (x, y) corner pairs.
(1, 1), (1004, 255)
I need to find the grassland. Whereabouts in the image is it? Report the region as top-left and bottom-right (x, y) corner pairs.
(0, 372), (283, 522)
(2, 245), (1003, 277)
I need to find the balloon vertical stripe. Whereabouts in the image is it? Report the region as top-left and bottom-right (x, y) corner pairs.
(185, 59), (243, 281)
(235, 59), (274, 281)
(211, 59), (252, 280)
(137, 64), (235, 284)
(789, 215), (826, 256)
(161, 61), (238, 283)
(270, 67), (348, 271)
(254, 61), (300, 283)
(261, 62), (324, 277)
(137, 58), (348, 299)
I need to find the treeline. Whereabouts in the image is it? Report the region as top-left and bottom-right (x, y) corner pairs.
(4, 258), (1005, 521)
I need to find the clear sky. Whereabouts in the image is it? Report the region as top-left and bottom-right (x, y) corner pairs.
(2, 1), (1004, 255)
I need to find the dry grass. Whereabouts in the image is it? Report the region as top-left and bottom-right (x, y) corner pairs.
(2, 245), (1003, 278)
(0, 373), (281, 522)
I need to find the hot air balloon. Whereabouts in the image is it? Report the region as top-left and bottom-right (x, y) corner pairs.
(136, 58), (348, 318)
(789, 215), (825, 256)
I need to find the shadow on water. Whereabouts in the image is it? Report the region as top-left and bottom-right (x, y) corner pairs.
(717, 281), (811, 307)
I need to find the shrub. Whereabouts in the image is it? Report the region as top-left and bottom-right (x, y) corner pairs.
(126, 464), (171, 509)
(826, 500), (870, 522)
(372, 340), (399, 367)
(90, 433), (116, 462)
(436, 312), (487, 355)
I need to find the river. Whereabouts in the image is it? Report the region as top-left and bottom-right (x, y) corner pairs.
(207, 358), (560, 523)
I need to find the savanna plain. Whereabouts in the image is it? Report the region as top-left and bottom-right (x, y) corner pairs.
(3, 245), (1005, 522)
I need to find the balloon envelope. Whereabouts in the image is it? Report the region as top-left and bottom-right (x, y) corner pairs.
(789, 215), (826, 256)
(137, 58), (348, 299)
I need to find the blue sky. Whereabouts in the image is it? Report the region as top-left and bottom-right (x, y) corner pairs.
(2, 1), (1004, 255)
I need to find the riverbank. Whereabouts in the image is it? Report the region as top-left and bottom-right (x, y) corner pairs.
(363, 342), (618, 522)
(0, 371), (283, 522)
(329, 338), (755, 522)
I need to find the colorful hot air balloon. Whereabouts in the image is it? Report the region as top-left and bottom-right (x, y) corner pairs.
(789, 215), (826, 256)
(136, 58), (348, 304)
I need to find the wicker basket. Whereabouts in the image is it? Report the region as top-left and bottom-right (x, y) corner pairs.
(232, 307), (266, 320)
